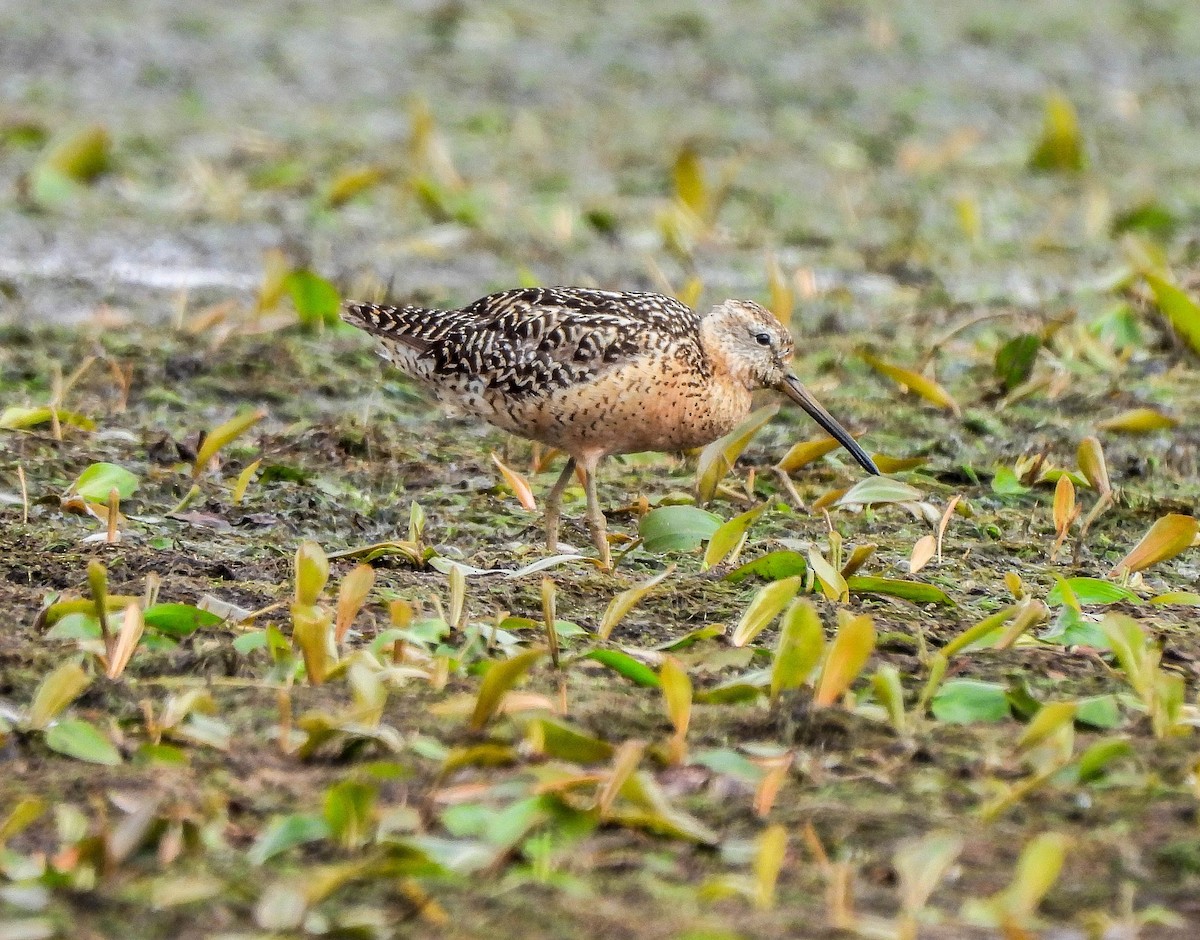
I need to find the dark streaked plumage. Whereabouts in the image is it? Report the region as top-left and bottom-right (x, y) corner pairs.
(343, 286), (877, 568)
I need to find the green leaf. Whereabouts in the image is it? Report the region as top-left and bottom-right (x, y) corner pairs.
(638, 505), (722, 553)
(248, 813), (331, 865)
(44, 719), (122, 765)
(725, 550), (807, 584)
(1075, 695), (1122, 730)
(688, 748), (765, 782)
(1040, 605), (1108, 648)
(527, 717), (614, 763)
(995, 334), (1041, 391)
(1076, 739), (1133, 782)
(990, 466), (1030, 496)
(1113, 201), (1177, 238)
(233, 630), (268, 654)
(835, 476), (923, 509)
(930, 680), (1011, 724)
(847, 576), (952, 604)
(285, 269), (341, 328)
(71, 462), (139, 504)
(324, 781), (376, 849)
(142, 603), (224, 637)
(1046, 578), (1138, 607)
(584, 650), (661, 688)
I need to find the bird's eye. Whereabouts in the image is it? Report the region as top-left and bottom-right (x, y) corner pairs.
(754, 332), (772, 347)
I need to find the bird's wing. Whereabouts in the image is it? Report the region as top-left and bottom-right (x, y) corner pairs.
(346, 288), (706, 398)
(451, 287), (706, 397)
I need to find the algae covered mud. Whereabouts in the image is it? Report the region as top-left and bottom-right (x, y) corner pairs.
(3, 1), (1200, 937)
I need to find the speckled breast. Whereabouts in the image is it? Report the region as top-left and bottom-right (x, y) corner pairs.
(478, 354), (753, 457)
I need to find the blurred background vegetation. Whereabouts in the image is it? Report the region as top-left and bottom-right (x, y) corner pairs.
(1, 0), (1198, 330)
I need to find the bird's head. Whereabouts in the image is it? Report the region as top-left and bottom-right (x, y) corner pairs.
(702, 299), (879, 475)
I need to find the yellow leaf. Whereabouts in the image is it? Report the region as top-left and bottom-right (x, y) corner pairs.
(1096, 407), (1177, 433)
(1076, 436), (1110, 494)
(334, 564), (376, 643)
(106, 604), (144, 680)
(1017, 701), (1077, 752)
(232, 458), (261, 505)
(660, 656), (692, 741)
(840, 543), (877, 578)
(597, 740), (645, 816)
(953, 192), (981, 242)
(814, 613), (875, 707)
(43, 124), (111, 182)
(807, 547), (849, 602)
(895, 832), (963, 919)
(193, 409), (267, 479)
(491, 452), (537, 511)
(1000, 832), (1070, 920)
(294, 540), (330, 607)
(941, 605), (1019, 659)
(775, 436), (842, 473)
(811, 487), (847, 512)
(766, 255), (794, 327)
(696, 403), (779, 504)
(1028, 91), (1086, 172)
(26, 662), (91, 731)
(257, 248), (291, 312)
(1053, 475), (1076, 537)
(909, 534), (936, 574)
(1143, 272), (1200, 357)
(1111, 513), (1199, 576)
(672, 146), (709, 220)
(703, 501), (772, 570)
(0, 406), (95, 431)
(753, 824), (787, 910)
(1150, 591), (1200, 607)
(994, 598), (1049, 650)
(731, 576), (802, 647)
(771, 599), (825, 700)
(676, 276), (704, 309)
(861, 353), (960, 415)
(598, 565), (674, 640)
(469, 648), (546, 731)
(872, 453), (929, 473)
(324, 165), (384, 207)
(292, 604), (334, 685)
(1004, 571), (1024, 599)
(0, 797), (47, 845)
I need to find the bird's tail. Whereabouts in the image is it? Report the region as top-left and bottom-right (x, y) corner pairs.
(341, 301), (446, 354)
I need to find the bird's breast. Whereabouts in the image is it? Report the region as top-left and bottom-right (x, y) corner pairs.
(476, 355), (753, 457)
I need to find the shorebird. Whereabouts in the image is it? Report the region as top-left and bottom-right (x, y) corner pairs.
(343, 287), (878, 568)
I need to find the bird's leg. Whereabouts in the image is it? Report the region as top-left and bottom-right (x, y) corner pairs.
(543, 456), (577, 553)
(581, 459), (611, 570)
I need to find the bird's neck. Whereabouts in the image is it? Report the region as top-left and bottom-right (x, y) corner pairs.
(699, 318), (756, 391)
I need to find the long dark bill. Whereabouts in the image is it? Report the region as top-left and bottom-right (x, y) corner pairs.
(777, 374), (880, 475)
